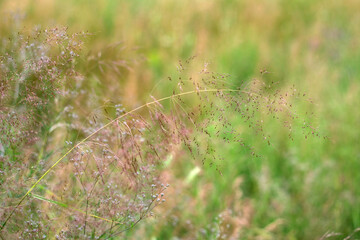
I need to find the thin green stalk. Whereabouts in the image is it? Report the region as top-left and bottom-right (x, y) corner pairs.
(0, 88), (241, 231)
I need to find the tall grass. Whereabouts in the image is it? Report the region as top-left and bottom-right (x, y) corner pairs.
(0, 23), (320, 238)
(1, 1), (360, 239)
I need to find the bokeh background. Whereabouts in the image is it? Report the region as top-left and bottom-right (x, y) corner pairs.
(1, 0), (360, 239)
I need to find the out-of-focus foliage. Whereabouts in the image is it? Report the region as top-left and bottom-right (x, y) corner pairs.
(0, 0), (359, 239)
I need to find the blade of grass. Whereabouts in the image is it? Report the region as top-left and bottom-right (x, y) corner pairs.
(30, 193), (119, 224)
(0, 88), (242, 231)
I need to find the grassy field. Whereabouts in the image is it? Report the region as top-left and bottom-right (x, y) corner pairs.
(1, 0), (360, 239)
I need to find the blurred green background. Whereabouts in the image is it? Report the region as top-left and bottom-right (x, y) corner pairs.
(1, 0), (359, 239)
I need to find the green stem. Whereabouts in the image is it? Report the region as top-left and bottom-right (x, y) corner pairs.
(0, 88), (241, 231)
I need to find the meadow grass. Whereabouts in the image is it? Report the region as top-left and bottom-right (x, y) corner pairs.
(1, 0), (360, 239)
